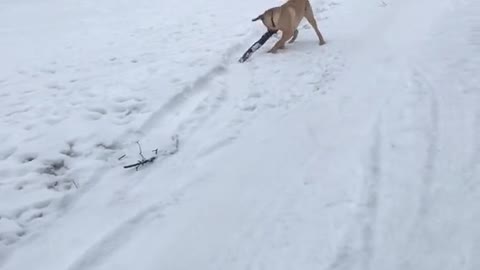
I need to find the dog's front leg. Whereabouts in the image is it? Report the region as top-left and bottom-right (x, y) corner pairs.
(305, 1), (326, 45)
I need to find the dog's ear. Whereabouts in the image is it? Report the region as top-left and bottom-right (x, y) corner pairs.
(252, 14), (264, 22)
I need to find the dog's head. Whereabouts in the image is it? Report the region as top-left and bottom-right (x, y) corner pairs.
(252, 8), (278, 31)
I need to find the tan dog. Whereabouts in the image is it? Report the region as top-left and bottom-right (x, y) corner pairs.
(252, 0), (326, 53)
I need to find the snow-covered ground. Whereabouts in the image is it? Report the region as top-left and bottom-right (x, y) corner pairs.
(1, 0), (479, 269)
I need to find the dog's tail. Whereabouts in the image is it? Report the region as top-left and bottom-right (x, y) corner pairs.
(252, 14), (264, 22)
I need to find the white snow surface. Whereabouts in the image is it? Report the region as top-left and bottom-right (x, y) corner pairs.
(1, 0), (480, 269)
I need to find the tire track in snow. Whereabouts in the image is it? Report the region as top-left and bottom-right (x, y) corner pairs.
(462, 0), (480, 190)
(327, 119), (382, 270)
(174, 80), (228, 139)
(138, 63), (228, 133)
(66, 202), (168, 270)
(466, 109), (480, 190)
(360, 118), (382, 270)
(411, 69), (439, 216)
(327, 241), (355, 270)
(135, 34), (259, 136)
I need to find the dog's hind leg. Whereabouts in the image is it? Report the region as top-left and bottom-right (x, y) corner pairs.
(288, 29), (299, 44)
(268, 30), (294, 53)
(305, 1), (326, 45)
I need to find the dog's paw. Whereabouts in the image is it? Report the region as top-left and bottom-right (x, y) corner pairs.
(267, 49), (278, 54)
(319, 40), (326, 46)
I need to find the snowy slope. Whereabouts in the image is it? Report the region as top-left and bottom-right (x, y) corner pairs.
(1, 0), (480, 269)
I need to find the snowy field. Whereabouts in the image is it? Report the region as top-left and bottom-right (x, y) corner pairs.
(1, 0), (479, 269)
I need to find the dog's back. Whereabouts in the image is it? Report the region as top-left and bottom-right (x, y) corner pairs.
(253, 0), (309, 31)
(281, 0), (308, 29)
(282, 0), (308, 12)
